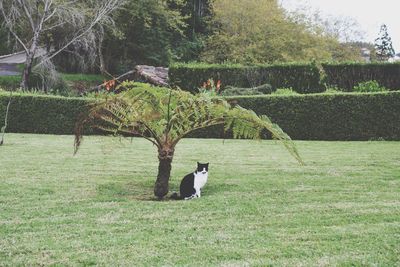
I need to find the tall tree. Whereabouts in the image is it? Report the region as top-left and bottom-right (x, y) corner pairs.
(74, 83), (303, 199)
(202, 0), (337, 64)
(0, 0), (122, 89)
(102, 0), (187, 70)
(374, 24), (395, 61)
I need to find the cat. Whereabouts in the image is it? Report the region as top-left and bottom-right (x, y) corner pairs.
(171, 162), (209, 200)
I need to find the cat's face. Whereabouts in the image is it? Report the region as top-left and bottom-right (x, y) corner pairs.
(197, 162), (209, 174)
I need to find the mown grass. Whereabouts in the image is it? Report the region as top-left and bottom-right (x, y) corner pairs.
(0, 134), (399, 266)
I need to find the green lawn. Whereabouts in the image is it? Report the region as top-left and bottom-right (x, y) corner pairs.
(0, 134), (399, 266)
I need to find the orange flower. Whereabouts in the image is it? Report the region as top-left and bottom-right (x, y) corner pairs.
(104, 79), (116, 91)
(216, 80), (221, 91)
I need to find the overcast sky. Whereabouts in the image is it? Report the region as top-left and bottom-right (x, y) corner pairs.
(280, 0), (400, 53)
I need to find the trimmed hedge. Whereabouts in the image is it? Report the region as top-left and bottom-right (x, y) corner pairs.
(1, 91), (399, 140)
(170, 62), (400, 94)
(0, 92), (91, 134)
(232, 92), (400, 140)
(169, 63), (323, 94)
(322, 62), (400, 91)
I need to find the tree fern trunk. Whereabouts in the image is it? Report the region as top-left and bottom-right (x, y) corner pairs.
(154, 148), (174, 199)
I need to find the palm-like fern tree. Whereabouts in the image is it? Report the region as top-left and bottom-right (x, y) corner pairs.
(75, 83), (303, 199)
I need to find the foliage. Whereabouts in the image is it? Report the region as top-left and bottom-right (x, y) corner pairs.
(0, 0), (367, 74)
(229, 91), (400, 140)
(272, 88), (299, 95)
(0, 73), (105, 96)
(0, 0), (121, 89)
(102, 0), (187, 70)
(322, 62), (400, 91)
(74, 82), (302, 198)
(353, 80), (388, 93)
(0, 76), (21, 90)
(198, 78), (222, 96)
(2, 89), (400, 141)
(374, 24), (395, 61)
(201, 0), (350, 64)
(324, 87), (342, 94)
(0, 91), (91, 134)
(169, 62), (323, 94)
(221, 84), (274, 96)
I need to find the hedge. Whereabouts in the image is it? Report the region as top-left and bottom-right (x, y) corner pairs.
(322, 62), (400, 91)
(1, 91), (399, 140)
(0, 92), (91, 135)
(169, 63), (323, 94)
(232, 92), (400, 140)
(170, 62), (400, 94)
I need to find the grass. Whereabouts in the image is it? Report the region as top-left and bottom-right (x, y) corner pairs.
(0, 134), (399, 266)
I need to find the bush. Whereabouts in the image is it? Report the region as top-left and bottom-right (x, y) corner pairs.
(1, 90), (399, 140)
(169, 62), (323, 94)
(0, 92), (92, 135)
(221, 83), (274, 96)
(322, 62), (400, 91)
(0, 76), (21, 89)
(0, 73), (105, 95)
(230, 92), (400, 140)
(353, 80), (388, 93)
(272, 88), (299, 95)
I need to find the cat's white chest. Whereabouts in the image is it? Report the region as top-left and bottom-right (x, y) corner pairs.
(194, 172), (208, 189)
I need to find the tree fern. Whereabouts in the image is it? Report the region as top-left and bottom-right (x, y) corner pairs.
(75, 82), (303, 199)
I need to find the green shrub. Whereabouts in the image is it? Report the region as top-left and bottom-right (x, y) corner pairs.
(2, 90), (400, 140)
(232, 92), (400, 140)
(0, 75), (21, 89)
(221, 83), (274, 96)
(0, 92), (92, 135)
(353, 80), (388, 93)
(272, 88), (299, 95)
(169, 62), (323, 94)
(322, 62), (400, 91)
(324, 87), (342, 94)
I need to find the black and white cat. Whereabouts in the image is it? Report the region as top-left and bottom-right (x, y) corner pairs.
(171, 162), (209, 200)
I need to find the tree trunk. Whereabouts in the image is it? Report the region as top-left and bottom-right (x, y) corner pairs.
(20, 51), (35, 89)
(154, 148), (174, 199)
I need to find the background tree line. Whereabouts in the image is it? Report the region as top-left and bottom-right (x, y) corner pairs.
(0, 0), (374, 76)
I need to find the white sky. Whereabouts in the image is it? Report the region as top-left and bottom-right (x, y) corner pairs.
(280, 0), (400, 53)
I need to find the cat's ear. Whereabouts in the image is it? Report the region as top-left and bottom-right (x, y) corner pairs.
(197, 161), (200, 165)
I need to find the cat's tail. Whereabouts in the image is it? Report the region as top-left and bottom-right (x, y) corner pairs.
(170, 192), (183, 200)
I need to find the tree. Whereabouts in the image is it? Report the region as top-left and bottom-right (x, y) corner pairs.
(0, 0), (122, 89)
(74, 83), (303, 200)
(100, 0), (188, 70)
(201, 0), (339, 64)
(374, 24), (395, 61)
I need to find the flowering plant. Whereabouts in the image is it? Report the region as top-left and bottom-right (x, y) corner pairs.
(198, 79), (221, 96)
(103, 79), (116, 91)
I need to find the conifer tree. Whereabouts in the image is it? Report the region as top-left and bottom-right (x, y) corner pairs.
(374, 24), (395, 61)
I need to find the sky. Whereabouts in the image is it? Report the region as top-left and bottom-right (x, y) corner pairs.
(280, 0), (400, 53)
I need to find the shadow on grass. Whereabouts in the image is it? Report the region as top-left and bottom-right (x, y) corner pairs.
(96, 180), (240, 202)
(96, 181), (154, 201)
